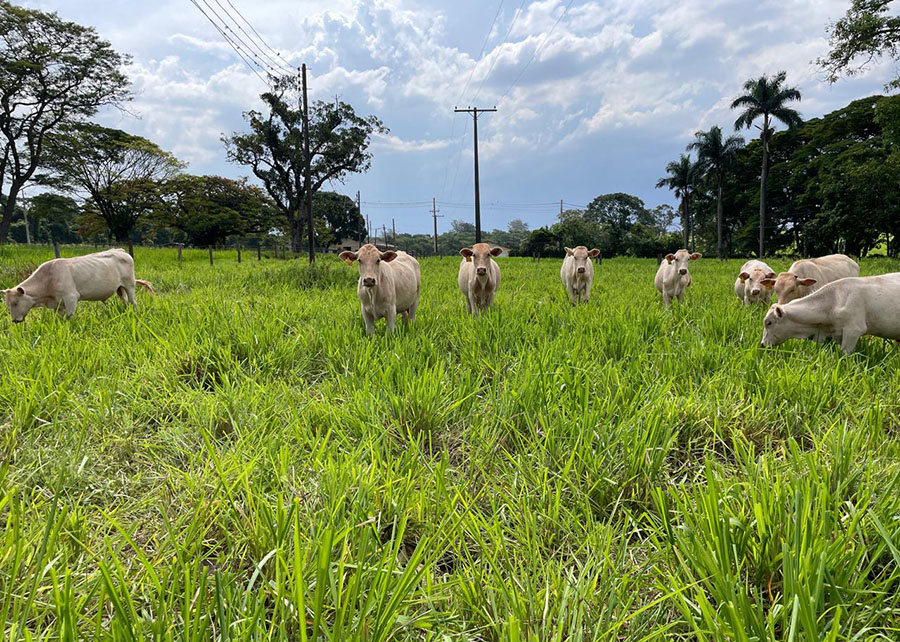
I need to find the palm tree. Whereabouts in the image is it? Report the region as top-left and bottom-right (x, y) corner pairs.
(731, 71), (801, 257)
(656, 154), (697, 250)
(687, 126), (744, 260)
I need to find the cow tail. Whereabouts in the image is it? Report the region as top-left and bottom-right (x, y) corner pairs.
(135, 279), (156, 294)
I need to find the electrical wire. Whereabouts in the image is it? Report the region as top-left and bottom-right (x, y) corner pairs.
(210, 0), (295, 76)
(469, 0), (527, 105)
(189, 0), (271, 85)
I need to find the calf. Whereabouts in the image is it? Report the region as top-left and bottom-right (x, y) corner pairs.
(458, 243), (502, 314)
(654, 249), (701, 306)
(3, 248), (153, 322)
(761, 274), (900, 354)
(734, 259), (776, 305)
(339, 244), (420, 335)
(560, 246), (600, 304)
(762, 253), (859, 304)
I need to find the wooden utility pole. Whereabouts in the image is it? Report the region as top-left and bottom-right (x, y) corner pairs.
(454, 106), (496, 243)
(392, 218), (396, 246)
(302, 64), (314, 263)
(357, 191), (364, 246)
(431, 197), (443, 255)
(382, 225), (387, 248)
(560, 199), (563, 216)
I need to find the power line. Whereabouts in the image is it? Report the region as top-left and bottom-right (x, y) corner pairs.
(498, 0), (577, 104)
(189, 0), (271, 85)
(469, 0), (527, 106)
(210, 0), (295, 76)
(224, 0), (295, 71)
(199, 0), (292, 77)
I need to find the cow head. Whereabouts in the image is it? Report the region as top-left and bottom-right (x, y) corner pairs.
(665, 249), (701, 277)
(3, 286), (34, 323)
(764, 272), (817, 305)
(340, 244), (397, 289)
(460, 243), (502, 278)
(740, 267), (777, 304)
(565, 246), (600, 274)
(761, 304), (799, 348)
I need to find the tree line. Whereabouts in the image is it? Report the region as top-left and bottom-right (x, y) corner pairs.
(0, 2), (381, 256)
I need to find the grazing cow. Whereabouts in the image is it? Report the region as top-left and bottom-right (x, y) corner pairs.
(458, 243), (502, 314)
(761, 274), (900, 354)
(734, 259), (776, 305)
(560, 246), (600, 304)
(339, 244), (420, 335)
(3, 249), (154, 322)
(762, 254), (859, 305)
(654, 249), (701, 306)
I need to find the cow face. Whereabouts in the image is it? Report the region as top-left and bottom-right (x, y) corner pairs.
(340, 244), (397, 289)
(565, 246), (600, 275)
(761, 304), (809, 348)
(460, 243), (502, 278)
(3, 286), (34, 323)
(766, 272), (817, 304)
(665, 249), (701, 277)
(740, 267), (777, 304)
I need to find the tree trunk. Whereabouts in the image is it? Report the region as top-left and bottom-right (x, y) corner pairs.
(289, 215), (302, 255)
(759, 120), (769, 258)
(0, 182), (22, 242)
(716, 174), (724, 260)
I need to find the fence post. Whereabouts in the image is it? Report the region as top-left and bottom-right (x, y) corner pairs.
(208, 246), (214, 266)
(237, 242), (242, 263)
(257, 242), (262, 261)
(53, 241), (60, 258)
(127, 242), (133, 257)
(177, 243), (183, 263)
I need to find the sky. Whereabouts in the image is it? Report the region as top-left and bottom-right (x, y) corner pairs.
(23, 0), (897, 235)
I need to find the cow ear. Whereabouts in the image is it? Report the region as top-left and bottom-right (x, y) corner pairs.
(16, 287), (24, 295)
(588, 249), (600, 257)
(380, 251), (398, 262)
(564, 247), (574, 256)
(339, 251), (358, 265)
(460, 248), (473, 262)
(690, 253), (702, 260)
(490, 247), (503, 257)
(739, 272), (750, 283)
(774, 305), (784, 318)
(760, 278), (776, 287)
(765, 272), (776, 279)
(797, 278), (816, 287)
(665, 254), (675, 264)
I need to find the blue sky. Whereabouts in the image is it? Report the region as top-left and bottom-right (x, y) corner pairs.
(25, 0), (896, 234)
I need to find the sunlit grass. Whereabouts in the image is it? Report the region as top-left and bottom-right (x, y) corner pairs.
(1, 244), (900, 640)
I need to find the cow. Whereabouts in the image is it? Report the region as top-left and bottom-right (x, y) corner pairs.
(761, 254), (859, 305)
(734, 259), (776, 305)
(560, 246), (600, 304)
(3, 248), (154, 322)
(339, 243), (420, 335)
(761, 273), (900, 354)
(654, 249), (701, 306)
(458, 243), (502, 314)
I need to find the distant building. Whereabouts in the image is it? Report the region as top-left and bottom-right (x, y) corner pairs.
(328, 237), (365, 253)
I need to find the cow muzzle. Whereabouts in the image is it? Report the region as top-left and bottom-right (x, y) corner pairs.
(476, 267), (487, 276)
(678, 268), (687, 275)
(362, 277), (376, 287)
(577, 267), (585, 274)
(750, 288), (760, 296)
(12, 318), (23, 324)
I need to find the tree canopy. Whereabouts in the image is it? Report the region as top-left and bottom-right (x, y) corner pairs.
(820, 0), (900, 90)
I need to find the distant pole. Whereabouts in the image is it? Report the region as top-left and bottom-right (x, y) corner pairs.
(53, 241), (60, 258)
(382, 225), (387, 248)
(177, 243), (183, 263)
(454, 106), (496, 243)
(392, 218), (396, 245)
(357, 190), (363, 246)
(431, 197), (443, 255)
(257, 241), (261, 261)
(560, 199), (563, 216)
(237, 242), (242, 263)
(366, 216), (370, 244)
(208, 246), (214, 266)
(22, 197), (31, 245)
(302, 63), (314, 263)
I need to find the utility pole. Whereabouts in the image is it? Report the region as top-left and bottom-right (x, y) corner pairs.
(560, 199), (563, 217)
(22, 196), (31, 245)
(382, 224), (387, 248)
(357, 190), (363, 246)
(302, 63), (314, 263)
(430, 197), (443, 255)
(392, 218), (396, 246)
(454, 106), (496, 243)
(366, 216), (370, 244)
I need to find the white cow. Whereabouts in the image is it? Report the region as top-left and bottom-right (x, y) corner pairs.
(339, 243), (420, 335)
(458, 243), (502, 314)
(762, 254), (859, 304)
(3, 248), (154, 322)
(734, 259), (776, 305)
(560, 246), (600, 304)
(761, 274), (900, 354)
(654, 249), (701, 306)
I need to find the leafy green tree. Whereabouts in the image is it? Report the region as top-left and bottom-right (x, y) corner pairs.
(731, 71), (802, 257)
(819, 0), (900, 90)
(687, 126), (745, 259)
(584, 193), (653, 256)
(161, 175), (278, 247)
(25, 192), (80, 243)
(313, 191), (365, 247)
(656, 154), (698, 250)
(0, 1), (131, 242)
(44, 123), (183, 244)
(521, 226), (560, 258)
(223, 74), (386, 258)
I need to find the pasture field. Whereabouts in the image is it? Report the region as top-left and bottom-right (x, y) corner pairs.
(2, 244), (900, 641)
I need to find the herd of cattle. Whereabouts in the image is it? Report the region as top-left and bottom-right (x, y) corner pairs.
(3, 244), (900, 354)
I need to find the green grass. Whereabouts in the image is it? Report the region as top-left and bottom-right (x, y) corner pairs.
(1, 244), (900, 641)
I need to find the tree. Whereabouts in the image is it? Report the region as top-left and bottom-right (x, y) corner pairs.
(585, 193), (652, 256)
(521, 226), (559, 258)
(223, 74), (386, 259)
(731, 71), (802, 257)
(23, 192), (79, 243)
(0, 1), (131, 242)
(819, 0), (900, 90)
(312, 191), (365, 247)
(687, 126), (745, 259)
(44, 123), (183, 245)
(656, 154), (698, 250)
(161, 175), (278, 247)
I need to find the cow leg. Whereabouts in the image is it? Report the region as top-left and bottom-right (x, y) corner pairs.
(385, 309), (397, 334)
(662, 291), (672, 307)
(676, 290), (685, 304)
(582, 283), (591, 303)
(62, 296), (78, 319)
(568, 287), (578, 305)
(407, 298), (418, 324)
(401, 309), (410, 326)
(841, 328), (864, 354)
(362, 308), (376, 336)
